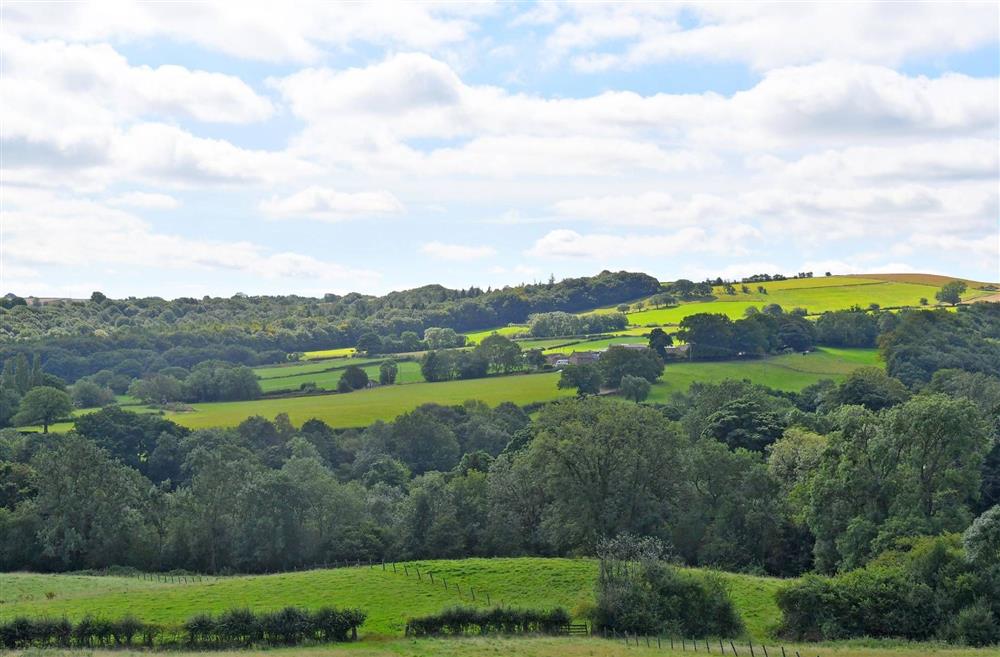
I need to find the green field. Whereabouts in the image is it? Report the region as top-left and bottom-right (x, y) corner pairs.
(5, 559), (995, 657)
(464, 325), (530, 343)
(625, 275), (995, 326)
(543, 335), (649, 354)
(647, 348), (879, 401)
(253, 357), (384, 380)
(27, 348), (876, 433)
(157, 373), (572, 429)
(258, 361), (424, 393)
(0, 558), (780, 640)
(163, 348), (875, 428)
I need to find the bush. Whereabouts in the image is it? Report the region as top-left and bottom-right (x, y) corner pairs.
(948, 602), (1000, 647)
(407, 606), (570, 636)
(594, 561), (743, 638)
(0, 606), (365, 649)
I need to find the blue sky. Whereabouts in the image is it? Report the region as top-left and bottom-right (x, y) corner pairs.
(2, 1), (998, 299)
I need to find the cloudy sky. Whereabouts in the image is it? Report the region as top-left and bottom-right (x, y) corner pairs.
(2, 1), (998, 299)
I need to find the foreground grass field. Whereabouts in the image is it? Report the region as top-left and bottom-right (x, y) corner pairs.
(0, 559), (785, 640)
(5, 560), (996, 656)
(9, 637), (997, 657)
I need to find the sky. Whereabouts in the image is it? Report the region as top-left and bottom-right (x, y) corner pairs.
(2, 1), (998, 299)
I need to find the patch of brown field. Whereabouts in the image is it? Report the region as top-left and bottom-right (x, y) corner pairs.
(971, 292), (1000, 304)
(850, 273), (997, 288)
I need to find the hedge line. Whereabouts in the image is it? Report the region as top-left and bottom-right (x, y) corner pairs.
(406, 606), (571, 636)
(0, 606), (366, 649)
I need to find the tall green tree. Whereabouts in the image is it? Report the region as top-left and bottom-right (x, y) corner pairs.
(379, 360), (398, 385)
(557, 363), (602, 396)
(599, 346), (664, 388)
(647, 328), (673, 358)
(32, 434), (157, 568)
(475, 334), (522, 373)
(935, 280), (967, 306)
(12, 386), (72, 432)
(619, 374), (651, 402)
(527, 399), (687, 551)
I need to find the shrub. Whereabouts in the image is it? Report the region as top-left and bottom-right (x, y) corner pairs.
(407, 606), (570, 636)
(948, 602), (1000, 647)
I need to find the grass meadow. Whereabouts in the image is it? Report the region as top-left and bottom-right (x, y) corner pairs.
(4, 559), (995, 656)
(624, 276), (994, 326)
(257, 361), (424, 393)
(0, 558), (784, 640)
(160, 372), (574, 429)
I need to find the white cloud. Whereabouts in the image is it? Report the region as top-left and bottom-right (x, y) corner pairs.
(108, 192), (181, 209)
(2, 190), (379, 292)
(421, 242), (497, 261)
(760, 139), (999, 182)
(260, 186), (405, 222)
(275, 55), (997, 183)
(552, 192), (733, 227)
(4, 1), (479, 63)
(525, 227), (754, 259)
(4, 37), (273, 124)
(542, 2), (999, 72)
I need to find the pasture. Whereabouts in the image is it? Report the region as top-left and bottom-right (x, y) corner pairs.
(543, 335), (649, 354)
(161, 373), (573, 429)
(4, 560), (993, 657)
(646, 348), (879, 402)
(258, 361), (424, 393)
(29, 348), (877, 433)
(626, 275), (994, 326)
(164, 348), (873, 428)
(0, 558), (780, 639)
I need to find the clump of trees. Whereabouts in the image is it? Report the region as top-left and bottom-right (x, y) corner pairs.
(677, 310), (816, 360)
(130, 362), (260, 404)
(527, 312), (627, 338)
(778, 529), (1000, 645)
(420, 334), (526, 382)
(592, 533), (743, 637)
(557, 346), (664, 396)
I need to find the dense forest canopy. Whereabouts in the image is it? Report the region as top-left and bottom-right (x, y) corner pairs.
(0, 271), (660, 383)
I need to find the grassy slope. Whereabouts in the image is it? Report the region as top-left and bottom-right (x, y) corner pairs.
(542, 335), (649, 354)
(7, 560), (993, 655)
(2, 559), (779, 639)
(254, 358), (384, 380)
(625, 276), (994, 326)
(647, 348), (880, 402)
